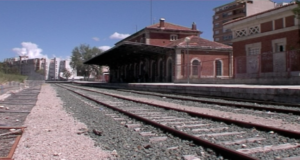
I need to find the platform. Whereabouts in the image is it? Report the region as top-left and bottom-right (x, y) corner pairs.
(72, 82), (300, 104)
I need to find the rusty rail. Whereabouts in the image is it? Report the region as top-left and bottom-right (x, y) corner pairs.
(61, 84), (300, 138)
(115, 89), (300, 115)
(0, 127), (25, 160)
(60, 85), (258, 160)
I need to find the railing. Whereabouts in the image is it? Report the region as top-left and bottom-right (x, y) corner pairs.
(234, 50), (300, 79)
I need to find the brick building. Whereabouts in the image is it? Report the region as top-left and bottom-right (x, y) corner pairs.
(85, 19), (232, 83)
(213, 0), (276, 45)
(223, 2), (300, 79)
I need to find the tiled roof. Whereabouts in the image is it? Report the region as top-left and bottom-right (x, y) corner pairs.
(146, 22), (193, 31)
(166, 36), (232, 50)
(224, 2), (297, 25)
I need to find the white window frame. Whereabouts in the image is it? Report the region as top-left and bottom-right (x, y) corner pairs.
(215, 59), (223, 77)
(272, 38), (286, 53)
(246, 42), (261, 56)
(170, 34), (178, 41)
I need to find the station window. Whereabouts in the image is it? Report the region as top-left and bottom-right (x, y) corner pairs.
(170, 34), (178, 41)
(192, 60), (200, 76)
(216, 60), (222, 76)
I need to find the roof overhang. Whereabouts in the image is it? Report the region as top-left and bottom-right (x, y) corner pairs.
(84, 42), (174, 66)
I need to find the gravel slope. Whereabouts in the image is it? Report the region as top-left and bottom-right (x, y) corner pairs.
(13, 83), (113, 160)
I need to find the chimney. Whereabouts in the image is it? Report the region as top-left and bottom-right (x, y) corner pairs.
(192, 22), (197, 30)
(159, 18), (165, 28)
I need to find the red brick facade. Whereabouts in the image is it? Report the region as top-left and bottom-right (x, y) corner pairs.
(87, 19), (232, 83)
(261, 21), (273, 33)
(275, 18), (283, 30)
(285, 15), (295, 27)
(224, 3), (300, 79)
(186, 51), (230, 77)
(233, 30), (300, 57)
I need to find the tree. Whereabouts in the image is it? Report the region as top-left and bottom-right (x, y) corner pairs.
(293, 0), (300, 19)
(63, 69), (72, 80)
(70, 44), (103, 80)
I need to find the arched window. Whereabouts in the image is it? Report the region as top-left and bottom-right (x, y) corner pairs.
(151, 61), (156, 82)
(167, 59), (172, 82)
(135, 64), (139, 77)
(192, 60), (200, 76)
(159, 60), (163, 81)
(216, 60), (222, 76)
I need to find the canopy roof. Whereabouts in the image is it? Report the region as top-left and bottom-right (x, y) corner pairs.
(84, 42), (174, 66)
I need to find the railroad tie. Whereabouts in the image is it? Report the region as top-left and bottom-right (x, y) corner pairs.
(236, 143), (300, 154)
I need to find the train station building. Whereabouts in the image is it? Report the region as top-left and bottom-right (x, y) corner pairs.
(85, 18), (233, 83)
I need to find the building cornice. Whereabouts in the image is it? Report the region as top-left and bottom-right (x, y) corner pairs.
(231, 26), (300, 42)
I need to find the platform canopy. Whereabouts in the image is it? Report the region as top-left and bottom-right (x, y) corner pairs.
(84, 42), (174, 66)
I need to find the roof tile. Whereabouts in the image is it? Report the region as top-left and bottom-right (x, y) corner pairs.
(146, 22), (193, 31)
(166, 36), (232, 49)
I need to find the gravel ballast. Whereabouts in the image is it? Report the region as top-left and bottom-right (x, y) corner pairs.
(13, 84), (113, 160)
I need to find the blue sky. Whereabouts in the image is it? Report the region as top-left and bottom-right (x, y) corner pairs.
(0, 0), (290, 61)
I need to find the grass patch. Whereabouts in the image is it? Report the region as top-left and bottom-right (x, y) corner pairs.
(0, 72), (27, 84)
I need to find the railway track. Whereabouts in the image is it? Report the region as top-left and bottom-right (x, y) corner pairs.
(70, 84), (300, 126)
(80, 83), (300, 108)
(0, 81), (43, 160)
(114, 89), (300, 115)
(57, 84), (300, 160)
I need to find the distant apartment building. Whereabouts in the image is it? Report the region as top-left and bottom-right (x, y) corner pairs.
(213, 0), (276, 45)
(3, 57), (47, 80)
(3, 57), (76, 80)
(48, 58), (60, 80)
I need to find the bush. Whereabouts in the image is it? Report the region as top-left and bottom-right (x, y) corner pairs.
(0, 71), (27, 84)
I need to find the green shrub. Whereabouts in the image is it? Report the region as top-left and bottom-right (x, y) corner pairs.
(0, 71), (27, 84)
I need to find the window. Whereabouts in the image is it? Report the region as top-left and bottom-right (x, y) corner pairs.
(215, 38), (220, 41)
(222, 35), (232, 41)
(272, 38), (286, 53)
(276, 43), (285, 52)
(215, 30), (219, 34)
(248, 48), (260, 56)
(215, 15), (219, 19)
(170, 34), (178, 41)
(192, 60), (200, 76)
(222, 12), (228, 18)
(215, 60), (222, 76)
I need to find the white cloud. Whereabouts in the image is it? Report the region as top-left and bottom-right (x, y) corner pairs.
(109, 32), (130, 40)
(12, 42), (47, 59)
(99, 46), (111, 51)
(92, 37), (99, 41)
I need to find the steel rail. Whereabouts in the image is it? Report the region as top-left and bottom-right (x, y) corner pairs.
(82, 83), (300, 107)
(115, 89), (300, 115)
(61, 84), (300, 139)
(0, 127), (25, 160)
(60, 85), (258, 160)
